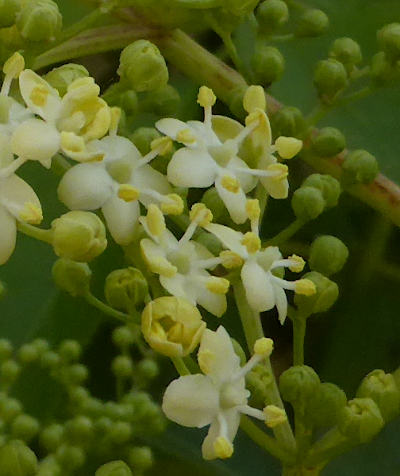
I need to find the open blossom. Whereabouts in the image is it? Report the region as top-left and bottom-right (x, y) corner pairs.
(140, 204), (229, 317)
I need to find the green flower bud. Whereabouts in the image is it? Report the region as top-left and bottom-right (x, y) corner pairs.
(40, 424), (64, 453)
(309, 235), (349, 276)
(0, 440), (38, 476)
(105, 267), (148, 312)
(279, 365), (320, 406)
(127, 446), (153, 472)
(0, 0), (20, 28)
(65, 416), (94, 444)
(103, 84), (139, 116)
(95, 416), (113, 434)
(314, 59), (348, 100)
(65, 364), (88, 385)
(137, 358), (159, 380)
(109, 421), (132, 444)
(338, 398), (384, 444)
(32, 338), (49, 354)
(51, 211), (107, 262)
(18, 344), (39, 364)
(55, 445), (85, 471)
(130, 127), (160, 156)
(40, 350), (60, 369)
(16, 0), (62, 41)
(1, 359), (21, 384)
(311, 127), (346, 157)
(112, 355), (134, 378)
(0, 396), (22, 422)
(11, 414), (40, 443)
(112, 326), (136, 349)
(342, 149), (379, 185)
(377, 23), (400, 61)
(370, 52), (398, 85)
(257, 0), (289, 31)
(295, 9), (329, 37)
(68, 386), (90, 406)
(294, 271), (339, 316)
(356, 370), (400, 422)
(270, 106), (305, 138)
(329, 37), (362, 69)
(58, 340), (81, 362)
(303, 174), (341, 208)
(96, 461), (132, 476)
(118, 40), (169, 92)
(141, 84), (180, 116)
(247, 363), (273, 408)
(252, 45), (285, 84)
(307, 382), (347, 429)
(0, 281), (6, 301)
(44, 64), (89, 97)
(52, 258), (91, 297)
(0, 339), (13, 361)
(291, 186), (325, 221)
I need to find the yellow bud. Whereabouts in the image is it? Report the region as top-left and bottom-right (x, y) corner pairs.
(275, 136), (303, 159)
(176, 128), (196, 144)
(3, 52), (24, 78)
(246, 199), (261, 222)
(161, 194), (184, 215)
(146, 204), (166, 237)
(30, 86), (49, 107)
(243, 85), (266, 113)
(206, 277), (230, 295)
(19, 202), (43, 225)
(254, 337), (274, 357)
(197, 86), (217, 108)
(241, 232), (261, 254)
(190, 203), (213, 227)
(289, 255), (305, 273)
(151, 136), (172, 155)
(213, 437), (234, 459)
(267, 163), (288, 181)
(264, 405), (287, 428)
(295, 279), (317, 296)
(220, 175), (240, 194)
(220, 250), (244, 269)
(118, 184), (140, 202)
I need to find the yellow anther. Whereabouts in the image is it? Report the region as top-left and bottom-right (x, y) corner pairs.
(110, 106), (121, 134)
(3, 52), (25, 78)
(263, 405), (287, 428)
(220, 175), (240, 194)
(243, 85), (266, 113)
(19, 202), (43, 225)
(151, 136), (173, 155)
(118, 184), (140, 202)
(214, 437), (234, 459)
(253, 337), (274, 357)
(61, 131), (85, 153)
(246, 199), (261, 222)
(146, 204), (166, 237)
(198, 348), (215, 374)
(289, 255), (305, 273)
(206, 277), (230, 295)
(82, 102), (111, 141)
(148, 256), (177, 278)
(220, 250), (243, 269)
(87, 154), (105, 163)
(190, 203), (213, 227)
(275, 136), (303, 159)
(267, 163), (288, 181)
(30, 86), (49, 107)
(241, 232), (261, 254)
(176, 128), (197, 145)
(295, 279), (316, 296)
(245, 109), (264, 127)
(197, 86), (217, 108)
(161, 194), (184, 215)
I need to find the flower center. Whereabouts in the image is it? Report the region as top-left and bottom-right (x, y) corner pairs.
(167, 249), (191, 275)
(106, 157), (133, 183)
(220, 383), (247, 409)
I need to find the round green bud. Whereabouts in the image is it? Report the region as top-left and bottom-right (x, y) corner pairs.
(18, 344), (39, 364)
(370, 51), (396, 85)
(329, 37), (362, 68)
(112, 326), (136, 349)
(314, 59), (348, 100)
(51, 211), (107, 262)
(44, 64), (89, 97)
(68, 386), (89, 406)
(130, 127), (161, 156)
(0, 440), (38, 476)
(118, 40), (168, 92)
(109, 421), (132, 444)
(11, 414), (40, 442)
(311, 127), (346, 157)
(295, 9), (329, 37)
(294, 271), (339, 316)
(1, 359), (21, 383)
(0, 281), (6, 301)
(306, 382), (347, 429)
(32, 338), (49, 354)
(377, 23), (400, 61)
(291, 186), (325, 221)
(342, 149), (379, 185)
(40, 350), (60, 369)
(65, 416), (94, 444)
(338, 397), (384, 444)
(40, 424), (64, 453)
(0, 396), (22, 422)
(95, 416), (113, 434)
(302, 174), (341, 208)
(0, 339), (13, 361)
(58, 340), (81, 362)
(112, 356), (134, 379)
(105, 267), (148, 312)
(257, 0), (289, 31)
(142, 84), (180, 116)
(309, 235), (349, 276)
(65, 364), (88, 385)
(137, 358), (159, 380)
(96, 461), (132, 476)
(356, 369), (400, 422)
(279, 365), (320, 406)
(270, 106), (305, 138)
(247, 363), (273, 408)
(55, 445), (85, 471)
(52, 258), (92, 297)
(0, 0), (19, 28)
(252, 45), (285, 85)
(16, 0), (62, 42)
(127, 446), (153, 472)
(102, 83), (139, 116)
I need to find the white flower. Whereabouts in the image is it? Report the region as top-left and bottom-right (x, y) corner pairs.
(140, 204), (229, 317)
(162, 326), (273, 460)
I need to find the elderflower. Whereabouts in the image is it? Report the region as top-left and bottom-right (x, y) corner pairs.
(162, 326), (277, 460)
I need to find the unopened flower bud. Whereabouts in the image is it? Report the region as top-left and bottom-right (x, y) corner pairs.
(137, 358), (159, 380)
(306, 382), (347, 429)
(377, 23), (400, 61)
(16, 0), (62, 41)
(356, 370), (400, 422)
(309, 235), (349, 276)
(58, 340), (81, 362)
(141, 297), (206, 357)
(0, 0), (20, 28)
(112, 326), (136, 348)
(127, 446), (153, 472)
(314, 59), (348, 100)
(338, 398), (384, 444)
(52, 258), (91, 297)
(40, 424), (64, 453)
(294, 271), (339, 316)
(279, 365), (320, 406)
(291, 186), (325, 221)
(142, 84), (180, 116)
(303, 174), (341, 208)
(0, 339), (12, 360)
(1, 359), (20, 384)
(329, 37), (362, 69)
(112, 355), (134, 378)
(11, 414), (40, 443)
(51, 211), (107, 262)
(55, 445), (85, 471)
(0, 440), (38, 476)
(370, 51), (396, 85)
(342, 149), (379, 185)
(295, 9), (329, 37)
(311, 127), (346, 157)
(118, 40), (168, 92)
(0, 281), (6, 301)
(44, 64), (89, 97)
(96, 461), (132, 476)
(270, 106), (305, 138)
(252, 45), (285, 84)
(105, 267), (148, 312)
(257, 0), (289, 31)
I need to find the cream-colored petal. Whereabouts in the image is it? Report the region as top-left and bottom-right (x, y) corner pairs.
(101, 194), (139, 245)
(241, 261), (275, 313)
(156, 118), (196, 141)
(132, 164), (171, 204)
(167, 148), (217, 188)
(202, 409), (241, 460)
(227, 157), (257, 193)
(211, 115), (244, 142)
(204, 223), (246, 258)
(160, 273), (197, 304)
(215, 175), (248, 224)
(193, 279), (227, 317)
(272, 282), (288, 325)
(262, 176), (289, 200)
(91, 135), (141, 163)
(0, 175), (42, 223)
(0, 206), (16, 265)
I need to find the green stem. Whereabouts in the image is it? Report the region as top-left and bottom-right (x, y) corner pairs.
(171, 356), (191, 376)
(265, 219), (306, 247)
(84, 292), (131, 322)
(17, 223), (53, 244)
(59, 7), (112, 42)
(292, 318), (306, 366)
(304, 428), (350, 467)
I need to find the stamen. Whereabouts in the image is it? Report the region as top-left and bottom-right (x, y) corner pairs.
(1, 53), (24, 96)
(232, 353), (263, 381)
(241, 232), (261, 254)
(238, 405), (266, 421)
(270, 275), (296, 291)
(118, 184), (140, 202)
(146, 204), (166, 237)
(206, 277), (230, 295)
(195, 257), (223, 269)
(220, 175), (240, 194)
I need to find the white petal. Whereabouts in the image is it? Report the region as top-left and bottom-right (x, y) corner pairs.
(193, 280), (227, 317)
(273, 282), (288, 325)
(58, 163), (114, 210)
(0, 175), (41, 222)
(187, 120), (220, 146)
(167, 148), (217, 188)
(202, 409), (241, 460)
(156, 118), (195, 140)
(160, 273), (197, 304)
(162, 374), (219, 428)
(0, 133), (13, 168)
(227, 157), (257, 193)
(204, 223), (246, 258)
(0, 207), (16, 265)
(101, 194), (139, 245)
(215, 175), (248, 224)
(262, 176), (289, 200)
(211, 115), (244, 142)
(133, 164), (171, 204)
(90, 135), (141, 163)
(241, 261), (275, 313)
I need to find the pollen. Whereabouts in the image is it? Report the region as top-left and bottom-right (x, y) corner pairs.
(161, 194), (184, 215)
(118, 184), (140, 202)
(241, 232), (261, 254)
(267, 163), (288, 181)
(19, 202), (43, 225)
(295, 279), (316, 296)
(3, 52), (25, 78)
(254, 337), (274, 357)
(243, 85), (266, 113)
(246, 199), (261, 221)
(220, 175), (240, 194)
(151, 136), (173, 155)
(214, 436), (234, 459)
(30, 86), (49, 107)
(176, 128), (197, 145)
(220, 250), (243, 269)
(197, 86), (217, 108)
(289, 255), (305, 273)
(275, 136), (303, 160)
(146, 204), (166, 237)
(206, 277), (230, 295)
(190, 203), (213, 227)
